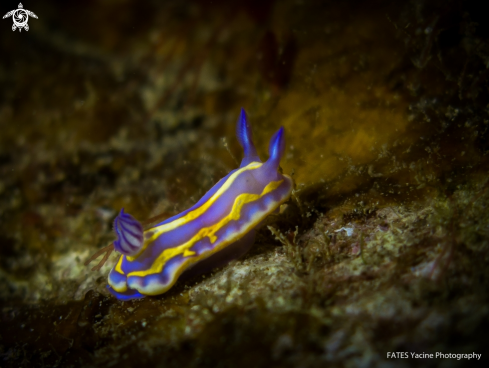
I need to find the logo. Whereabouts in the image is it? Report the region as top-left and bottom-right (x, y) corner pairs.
(3, 3), (37, 32)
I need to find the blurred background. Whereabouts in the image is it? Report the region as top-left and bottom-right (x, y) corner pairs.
(1, 0), (488, 366)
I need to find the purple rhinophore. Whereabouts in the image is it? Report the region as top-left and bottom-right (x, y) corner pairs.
(236, 108), (261, 166)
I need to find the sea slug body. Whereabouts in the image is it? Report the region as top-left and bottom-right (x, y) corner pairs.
(100, 109), (293, 300)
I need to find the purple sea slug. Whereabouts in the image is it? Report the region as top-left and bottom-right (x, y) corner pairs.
(86, 109), (293, 300)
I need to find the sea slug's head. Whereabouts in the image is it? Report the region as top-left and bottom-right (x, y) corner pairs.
(113, 208), (144, 256)
(233, 109), (293, 205)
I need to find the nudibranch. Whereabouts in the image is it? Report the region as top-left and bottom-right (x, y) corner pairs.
(86, 109), (293, 300)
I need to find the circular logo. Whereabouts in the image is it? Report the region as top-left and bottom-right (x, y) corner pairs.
(12, 9), (29, 28)
(3, 3), (38, 32)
